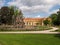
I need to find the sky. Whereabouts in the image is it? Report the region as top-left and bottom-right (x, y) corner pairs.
(0, 0), (60, 18)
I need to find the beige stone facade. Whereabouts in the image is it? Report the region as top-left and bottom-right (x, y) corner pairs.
(23, 18), (45, 26)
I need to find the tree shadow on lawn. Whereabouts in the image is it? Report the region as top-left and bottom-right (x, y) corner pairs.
(54, 33), (60, 39)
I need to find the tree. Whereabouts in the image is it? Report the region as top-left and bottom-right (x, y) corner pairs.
(49, 13), (57, 25)
(9, 6), (25, 28)
(9, 6), (14, 24)
(43, 19), (51, 26)
(57, 9), (60, 25)
(9, 6), (16, 25)
(0, 6), (24, 28)
(16, 10), (25, 28)
(0, 6), (11, 24)
(0, 9), (2, 24)
(9, 6), (20, 25)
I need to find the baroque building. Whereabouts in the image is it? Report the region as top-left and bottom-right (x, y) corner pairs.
(23, 18), (51, 26)
(24, 18), (45, 26)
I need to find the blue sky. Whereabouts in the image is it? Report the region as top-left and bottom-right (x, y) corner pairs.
(0, 0), (60, 18)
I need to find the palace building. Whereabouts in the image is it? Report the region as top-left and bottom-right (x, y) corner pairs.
(23, 18), (46, 26)
(16, 17), (51, 28)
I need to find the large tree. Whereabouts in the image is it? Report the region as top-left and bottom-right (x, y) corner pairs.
(49, 13), (57, 25)
(15, 10), (25, 28)
(9, 6), (25, 28)
(9, 6), (15, 25)
(57, 9), (60, 25)
(0, 6), (11, 24)
(0, 6), (24, 28)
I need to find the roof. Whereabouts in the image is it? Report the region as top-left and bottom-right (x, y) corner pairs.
(23, 18), (45, 22)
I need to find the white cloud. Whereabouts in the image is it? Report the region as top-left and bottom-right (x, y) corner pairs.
(0, 0), (5, 8)
(7, 0), (60, 17)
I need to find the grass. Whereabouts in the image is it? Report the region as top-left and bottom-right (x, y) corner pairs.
(35, 26), (52, 30)
(0, 34), (60, 45)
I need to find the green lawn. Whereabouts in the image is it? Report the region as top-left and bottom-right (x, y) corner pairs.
(0, 34), (60, 45)
(35, 26), (52, 30)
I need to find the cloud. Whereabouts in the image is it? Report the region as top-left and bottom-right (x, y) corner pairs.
(7, 0), (60, 18)
(0, 0), (5, 8)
